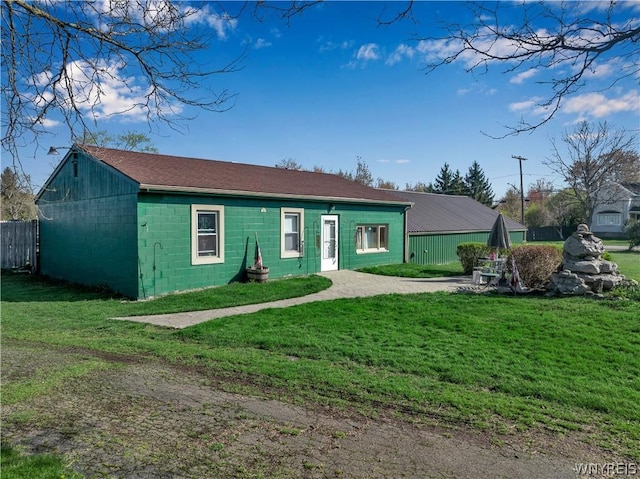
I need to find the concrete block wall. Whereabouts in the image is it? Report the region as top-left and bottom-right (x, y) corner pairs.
(137, 193), (406, 298)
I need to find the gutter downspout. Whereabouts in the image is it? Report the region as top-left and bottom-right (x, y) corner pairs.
(403, 204), (413, 263)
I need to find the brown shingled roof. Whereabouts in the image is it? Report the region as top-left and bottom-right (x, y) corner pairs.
(390, 190), (526, 233)
(78, 144), (409, 205)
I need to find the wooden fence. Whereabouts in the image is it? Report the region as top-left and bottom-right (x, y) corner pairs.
(1, 220), (38, 271)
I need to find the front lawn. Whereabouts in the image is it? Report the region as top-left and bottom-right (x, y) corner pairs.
(358, 262), (464, 278)
(2, 272), (639, 460)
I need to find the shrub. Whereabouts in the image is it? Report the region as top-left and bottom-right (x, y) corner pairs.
(508, 245), (562, 290)
(623, 220), (640, 249)
(457, 242), (492, 274)
(610, 279), (640, 300)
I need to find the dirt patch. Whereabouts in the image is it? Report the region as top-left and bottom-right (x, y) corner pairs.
(1, 341), (630, 478)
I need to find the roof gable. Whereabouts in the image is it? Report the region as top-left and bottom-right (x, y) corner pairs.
(390, 190), (526, 233)
(77, 144), (409, 205)
(621, 183), (640, 196)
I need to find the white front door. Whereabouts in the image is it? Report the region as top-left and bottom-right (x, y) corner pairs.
(321, 215), (338, 271)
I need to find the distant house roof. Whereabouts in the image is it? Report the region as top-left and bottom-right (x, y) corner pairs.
(389, 190), (526, 234)
(69, 144), (411, 206)
(622, 183), (640, 196)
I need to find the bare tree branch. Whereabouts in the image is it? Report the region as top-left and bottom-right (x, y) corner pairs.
(1, 0), (248, 162)
(384, 1), (639, 137)
(543, 120), (638, 227)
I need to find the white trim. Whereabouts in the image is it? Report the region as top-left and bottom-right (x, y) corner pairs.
(596, 212), (622, 226)
(321, 215), (339, 271)
(191, 204), (225, 265)
(356, 224), (389, 254)
(281, 207), (304, 258)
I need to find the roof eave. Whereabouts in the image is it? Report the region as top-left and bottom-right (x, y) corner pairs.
(138, 184), (412, 207)
(408, 228), (528, 235)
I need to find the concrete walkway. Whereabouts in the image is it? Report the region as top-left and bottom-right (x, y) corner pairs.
(114, 271), (474, 329)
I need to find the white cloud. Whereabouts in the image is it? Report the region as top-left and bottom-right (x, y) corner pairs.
(509, 97), (543, 113)
(510, 68), (538, 84)
(34, 117), (60, 128)
(386, 44), (415, 66)
(318, 38), (354, 53)
(356, 43), (380, 61)
(562, 90), (640, 117)
(37, 60), (179, 123)
(254, 38), (272, 49)
(183, 7), (237, 39)
(416, 27), (562, 71)
(377, 158), (409, 164)
(457, 84), (497, 96)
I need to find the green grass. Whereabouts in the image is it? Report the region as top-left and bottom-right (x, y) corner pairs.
(358, 262), (464, 278)
(0, 445), (83, 479)
(2, 273), (331, 316)
(609, 250), (640, 281)
(2, 358), (113, 406)
(2, 272), (639, 460)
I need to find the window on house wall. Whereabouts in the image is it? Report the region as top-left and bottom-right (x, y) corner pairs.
(191, 205), (225, 265)
(281, 208), (304, 258)
(596, 212), (621, 226)
(356, 224), (388, 253)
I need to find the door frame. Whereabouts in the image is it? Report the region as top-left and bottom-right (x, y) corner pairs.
(320, 215), (339, 272)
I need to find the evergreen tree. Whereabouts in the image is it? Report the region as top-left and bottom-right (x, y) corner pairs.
(464, 161), (494, 206)
(433, 163), (454, 194)
(451, 169), (467, 196)
(434, 163), (466, 195)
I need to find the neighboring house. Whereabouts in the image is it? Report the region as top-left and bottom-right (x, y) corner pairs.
(591, 182), (640, 238)
(389, 191), (527, 264)
(36, 145), (411, 299)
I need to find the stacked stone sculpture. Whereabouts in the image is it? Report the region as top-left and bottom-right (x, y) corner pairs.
(548, 224), (625, 295)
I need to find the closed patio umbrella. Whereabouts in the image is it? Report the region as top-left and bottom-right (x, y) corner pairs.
(487, 213), (511, 256)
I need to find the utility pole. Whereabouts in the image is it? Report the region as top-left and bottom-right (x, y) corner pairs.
(511, 155), (528, 225)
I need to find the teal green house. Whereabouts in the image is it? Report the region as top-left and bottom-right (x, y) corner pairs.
(36, 145), (411, 299)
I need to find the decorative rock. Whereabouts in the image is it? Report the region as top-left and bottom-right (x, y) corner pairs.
(562, 223), (605, 258)
(548, 224), (625, 295)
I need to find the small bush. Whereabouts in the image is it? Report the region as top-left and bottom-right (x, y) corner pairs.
(457, 242), (492, 274)
(623, 220), (640, 249)
(508, 245), (562, 290)
(609, 280), (640, 300)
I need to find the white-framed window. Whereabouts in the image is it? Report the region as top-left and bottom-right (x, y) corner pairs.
(281, 207), (304, 258)
(191, 205), (224, 265)
(596, 212), (622, 226)
(356, 224), (388, 253)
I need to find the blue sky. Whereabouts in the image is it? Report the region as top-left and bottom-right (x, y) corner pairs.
(11, 1), (640, 199)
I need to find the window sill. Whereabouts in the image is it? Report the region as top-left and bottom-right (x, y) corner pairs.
(280, 252), (303, 259)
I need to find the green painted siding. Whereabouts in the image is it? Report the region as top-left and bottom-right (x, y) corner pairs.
(137, 194), (406, 298)
(37, 151), (139, 297)
(335, 203), (406, 271)
(37, 152), (407, 300)
(408, 231), (526, 265)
